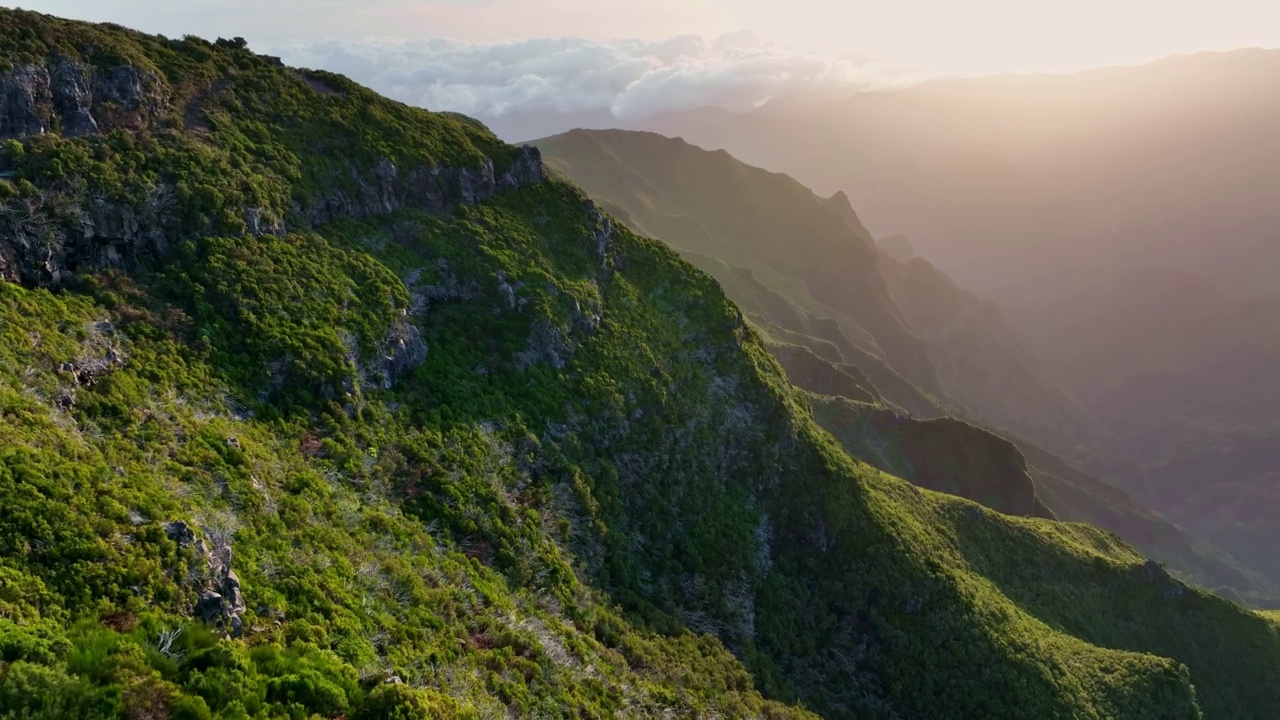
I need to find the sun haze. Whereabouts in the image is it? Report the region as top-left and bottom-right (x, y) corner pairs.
(28, 0), (1280, 73)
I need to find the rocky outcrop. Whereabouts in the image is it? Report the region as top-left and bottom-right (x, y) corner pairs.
(294, 146), (545, 228)
(166, 519), (247, 637)
(0, 58), (168, 139)
(195, 568), (247, 638)
(586, 200), (616, 272)
(769, 341), (881, 406)
(0, 182), (183, 286)
(807, 395), (1051, 519)
(516, 318), (575, 370)
(0, 52), (545, 290)
(376, 319), (428, 389)
(0, 146), (544, 289)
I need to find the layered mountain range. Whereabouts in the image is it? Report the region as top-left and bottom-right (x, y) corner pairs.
(620, 51), (1280, 596)
(533, 128), (1276, 605)
(1, 9), (1279, 719)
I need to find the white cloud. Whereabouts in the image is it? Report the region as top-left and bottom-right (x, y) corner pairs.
(268, 32), (916, 122)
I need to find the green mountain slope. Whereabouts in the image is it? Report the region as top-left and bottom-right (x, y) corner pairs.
(631, 55), (1280, 593)
(533, 128), (939, 398)
(1, 10), (1280, 720)
(534, 128), (1115, 474)
(534, 127), (1276, 605)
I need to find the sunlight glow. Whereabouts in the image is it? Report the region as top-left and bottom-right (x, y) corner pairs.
(27, 0), (1280, 75)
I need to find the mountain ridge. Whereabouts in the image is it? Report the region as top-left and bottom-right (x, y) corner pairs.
(534, 126), (1279, 606)
(1, 9), (1279, 719)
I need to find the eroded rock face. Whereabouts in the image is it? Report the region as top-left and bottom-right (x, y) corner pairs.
(1, 148), (543, 289)
(379, 320), (428, 388)
(0, 54), (544, 290)
(0, 182), (184, 287)
(1, 65), (52, 137)
(0, 58), (167, 140)
(164, 520), (197, 546)
(173, 520), (248, 638)
(586, 200), (614, 271)
(516, 318), (575, 370)
(294, 145), (545, 228)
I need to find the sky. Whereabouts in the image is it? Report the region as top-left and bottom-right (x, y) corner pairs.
(21, 0), (1280, 129)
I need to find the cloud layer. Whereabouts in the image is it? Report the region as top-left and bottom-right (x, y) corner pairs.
(270, 33), (914, 123)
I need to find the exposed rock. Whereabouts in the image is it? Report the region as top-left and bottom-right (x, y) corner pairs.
(49, 59), (98, 136)
(0, 55), (538, 290)
(244, 207), (285, 237)
(187, 537), (248, 636)
(378, 320), (427, 388)
(516, 319), (575, 370)
(293, 146), (544, 229)
(899, 417), (1044, 518)
(586, 200), (614, 271)
(0, 58), (167, 141)
(0, 65), (51, 137)
(194, 591), (225, 623)
(570, 297), (602, 335)
(1137, 559), (1191, 600)
(496, 270), (518, 310)
(0, 181), (183, 287)
(503, 144), (545, 187)
(73, 320), (127, 386)
(164, 520), (197, 547)
(223, 569), (246, 616)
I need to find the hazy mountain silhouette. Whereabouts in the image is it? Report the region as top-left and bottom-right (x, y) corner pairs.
(620, 49), (1280, 588)
(534, 128), (1276, 602)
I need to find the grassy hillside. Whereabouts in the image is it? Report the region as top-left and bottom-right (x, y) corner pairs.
(1, 9), (1280, 720)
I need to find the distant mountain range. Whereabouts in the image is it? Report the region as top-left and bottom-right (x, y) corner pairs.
(533, 128), (1277, 604)
(569, 49), (1280, 593)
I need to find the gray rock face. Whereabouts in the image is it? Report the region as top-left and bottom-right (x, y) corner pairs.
(223, 569), (246, 616)
(586, 200), (614, 270)
(516, 318), (575, 370)
(378, 320), (428, 388)
(293, 145), (545, 228)
(164, 520), (197, 546)
(1, 65), (52, 137)
(0, 58), (166, 140)
(0, 55), (542, 290)
(2, 146), (540, 289)
(0, 181), (184, 287)
(194, 591), (225, 622)
(170, 521), (248, 637)
(49, 59), (98, 136)
(192, 561), (248, 637)
(244, 207), (286, 237)
(503, 144), (545, 187)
